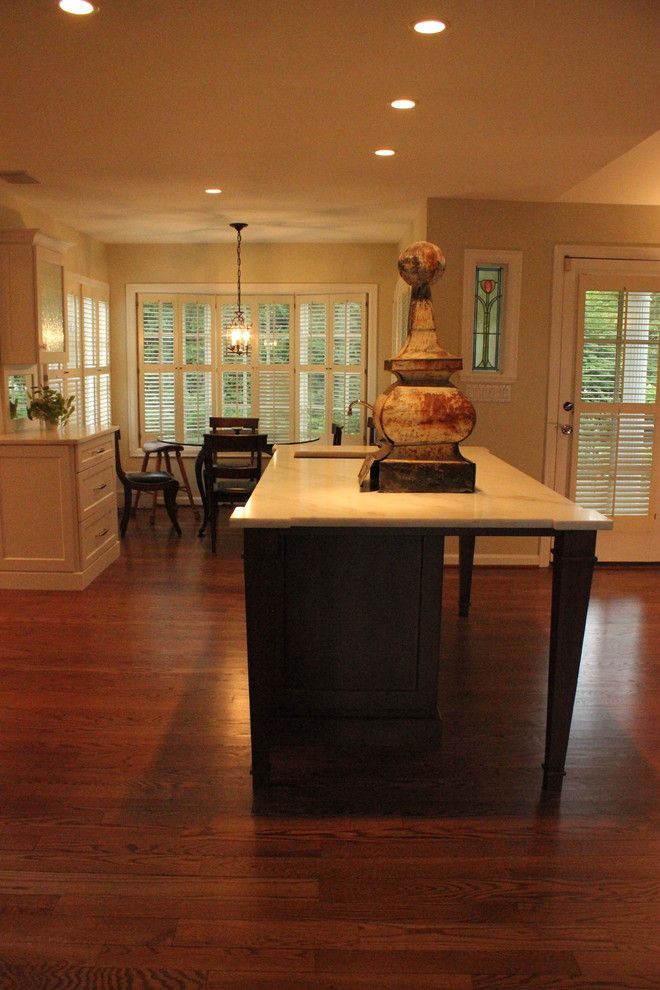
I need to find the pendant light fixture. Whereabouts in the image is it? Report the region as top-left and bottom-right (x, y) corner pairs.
(226, 222), (252, 356)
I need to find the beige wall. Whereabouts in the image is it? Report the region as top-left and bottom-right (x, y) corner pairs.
(106, 241), (399, 452)
(0, 188), (109, 281)
(427, 199), (660, 478)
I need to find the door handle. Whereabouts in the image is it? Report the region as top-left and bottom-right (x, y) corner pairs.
(560, 424), (573, 436)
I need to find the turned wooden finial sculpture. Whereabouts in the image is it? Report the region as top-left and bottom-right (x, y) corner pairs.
(359, 240), (476, 492)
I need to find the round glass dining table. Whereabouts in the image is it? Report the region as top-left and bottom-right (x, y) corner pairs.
(157, 429), (320, 516)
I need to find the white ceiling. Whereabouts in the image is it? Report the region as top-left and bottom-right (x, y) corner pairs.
(1, 0), (659, 244)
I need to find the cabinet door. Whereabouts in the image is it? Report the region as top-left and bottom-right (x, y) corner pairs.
(0, 231), (69, 366)
(36, 246), (66, 363)
(0, 242), (38, 366)
(0, 445), (77, 572)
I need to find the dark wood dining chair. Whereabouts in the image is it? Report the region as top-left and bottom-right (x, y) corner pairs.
(200, 432), (267, 552)
(209, 416), (259, 432)
(114, 430), (181, 538)
(331, 422), (343, 445)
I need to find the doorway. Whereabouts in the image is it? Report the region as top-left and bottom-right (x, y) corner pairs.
(548, 252), (660, 562)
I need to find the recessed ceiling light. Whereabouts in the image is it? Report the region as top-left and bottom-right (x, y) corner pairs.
(374, 149), (396, 157)
(413, 19), (447, 34)
(205, 188), (223, 195)
(59, 0), (96, 14)
(390, 99), (416, 110)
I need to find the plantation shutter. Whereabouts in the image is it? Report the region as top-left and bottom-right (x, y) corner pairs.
(50, 278), (109, 432)
(571, 274), (660, 526)
(135, 289), (368, 447)
(181, 297), (214, 443)
(297, 294), (366, 440)
(331, 296), (365, 438)
(297, 298), (328, 436)
(139, 297), (177, 439)
(255, 299), (293, 442)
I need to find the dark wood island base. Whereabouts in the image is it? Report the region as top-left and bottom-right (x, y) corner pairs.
(243, 523), (598, 794)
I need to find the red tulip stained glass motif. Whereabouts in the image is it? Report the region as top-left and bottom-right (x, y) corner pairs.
(473, 266), (503, 371)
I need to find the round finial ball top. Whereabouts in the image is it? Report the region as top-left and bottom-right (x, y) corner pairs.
(398, 241), (446, 287)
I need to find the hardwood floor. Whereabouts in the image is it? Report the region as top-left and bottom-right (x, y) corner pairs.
(0, 509), (658, 989)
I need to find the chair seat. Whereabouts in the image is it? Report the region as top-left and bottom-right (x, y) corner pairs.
(126, 471), (177, 486)
(142, 440), (184, 454)
(212, 478), (257, 505)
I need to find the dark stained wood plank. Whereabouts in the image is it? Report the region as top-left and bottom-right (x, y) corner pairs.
(0, 963), (207, 989)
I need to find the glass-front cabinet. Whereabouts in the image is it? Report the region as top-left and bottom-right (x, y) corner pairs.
(0, 229), (70, 366)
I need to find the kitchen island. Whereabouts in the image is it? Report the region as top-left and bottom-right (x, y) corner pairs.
(231, 445), (612, 793)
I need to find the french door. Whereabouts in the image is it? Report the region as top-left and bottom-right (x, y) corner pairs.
(554, 261), (660, 561)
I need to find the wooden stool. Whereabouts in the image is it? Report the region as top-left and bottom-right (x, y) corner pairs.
(133, 441), (197, 521)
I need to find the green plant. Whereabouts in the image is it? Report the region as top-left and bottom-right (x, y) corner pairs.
(26, 385), (75, 427)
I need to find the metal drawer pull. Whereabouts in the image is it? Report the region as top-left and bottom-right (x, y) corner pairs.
(93, 483), (108, 491)
(95, 528), (109, 539)
(94, 447), (107, 455)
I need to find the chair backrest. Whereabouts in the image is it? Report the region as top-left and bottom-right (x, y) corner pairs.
(203, 432), (267, 480)
(209, 416), (259, 432)
(331, 422), (343, 446)
(114, 429), (128, 483)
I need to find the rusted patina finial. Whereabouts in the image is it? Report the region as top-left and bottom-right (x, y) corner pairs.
(360, 240), (476, 492)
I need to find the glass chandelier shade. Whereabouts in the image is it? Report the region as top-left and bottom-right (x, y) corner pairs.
(227, 222), (252, 356)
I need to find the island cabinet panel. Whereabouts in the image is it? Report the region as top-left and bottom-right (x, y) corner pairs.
(282, 529), (442, 706)
(244, 527), (445, 761)
(0, 426), (120, 590)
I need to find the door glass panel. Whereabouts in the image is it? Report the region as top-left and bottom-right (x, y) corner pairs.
(143, 371), (176, 436)
(576, 412), (655, 517)
(299, 302), (326, 365)
(332, 373), (362, 434)
(333, 300), (363, 366)
(183, 302), (212, 366)
(298, 371), (326, 434)
(221, 370), (252, 416)
(259, 370), (292, 442)
(581, 290), (659, 403)
(142, 301), (174, 365)
(183, 371), (212, 442)
(259, 302), (290, 365)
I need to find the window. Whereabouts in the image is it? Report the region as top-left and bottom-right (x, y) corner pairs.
(460, 249), (522, 395)
(47, 276), (111, 431)
(136, 291), (368, 445)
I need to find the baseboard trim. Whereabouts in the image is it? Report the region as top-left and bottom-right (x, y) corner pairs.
(0, 541), (120, 591)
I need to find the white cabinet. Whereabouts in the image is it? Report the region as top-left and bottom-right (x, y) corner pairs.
(0, 229), (71, 366)
(0, 426), (119, 589)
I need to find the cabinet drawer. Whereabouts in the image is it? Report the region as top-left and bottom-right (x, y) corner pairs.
(77, 460), (116, 522)
(76, 433), (114, 473)
(81, 503), (118, 568)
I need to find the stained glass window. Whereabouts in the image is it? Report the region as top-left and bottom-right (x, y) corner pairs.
(472, 265), (504, 371)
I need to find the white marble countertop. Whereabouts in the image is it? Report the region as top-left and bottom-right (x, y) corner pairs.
(230, 445), (612, 531)
(0, 424), (117, 445)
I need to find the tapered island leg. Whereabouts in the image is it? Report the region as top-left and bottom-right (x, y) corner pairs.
(458, 533), (475, 617)
(543, 529), (597, 791)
